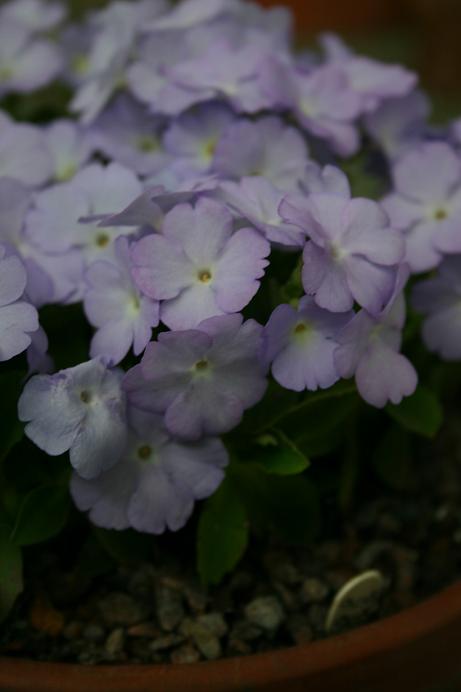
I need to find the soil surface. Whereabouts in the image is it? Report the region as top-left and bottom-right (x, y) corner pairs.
(2, 419), (461, 665)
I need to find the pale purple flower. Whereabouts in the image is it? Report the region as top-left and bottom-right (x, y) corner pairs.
(163, 102), (235, 175)
(18, 358), (127, 479)
(88, 95), (170, 176)
(70, 2), (143, 123)
(127, 33), (201, 116)
(131, 197), (270, 330)
(0, 0), (66, 32)
(219, 177), (306, 248)
(44, 120), (93, 182)
(165, 40), (272, 114)
(0, 244), (38, 361)
(125, 313), (268, 440)
(263, 61), (361, 156)
(143, 0), (232, 32)
(382, 142), (461, 272)
(321, 33), (417, 113)
(280, 193), (404, 314)
(300, 163), (351, 198)
(0, 20), (63, 95)
(213, 116), (309, 190)
(0, 115), (53, 187)
(84, 236), (160, 365)
(412, 256), (461, 361)
(364, 91), (430, 159)
(95, 184), (214, 233)
(25, 163), (143, 300)
(27, 325), (53, 375)
(334, 266), (417, 408)
(0, 177), (53, 306)
(264, 296), (352, 391)
(70, 406), (228, 534)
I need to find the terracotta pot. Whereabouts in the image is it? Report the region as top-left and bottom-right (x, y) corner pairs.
(257, 0), (397, 33)
(1, 581), (461, 692)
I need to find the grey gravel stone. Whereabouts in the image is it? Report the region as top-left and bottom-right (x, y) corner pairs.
(286, 614), (313, 645)
(155, 585), (185, 632)
(229, 620), (262, 642)
(170, 644), (200, 664)
(244, 596), (285, 632)
(82, 624), (105, 643)
(150, 634), (186, 652)
(104, 628), (125, 658)
(195, 612), (228, 637)
(300, 578), (329, 604)
(98, 592), (148, 627)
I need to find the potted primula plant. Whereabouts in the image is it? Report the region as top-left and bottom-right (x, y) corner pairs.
(1, 0), (461, 690)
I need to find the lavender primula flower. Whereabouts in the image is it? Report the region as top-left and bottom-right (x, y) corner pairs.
(264, 296), (352, 392)
(143, 0), (232, 31)
(0, 244), (38, 361)
(131, 197), (270, 330)
(382, 142), (461, 272)
(334, 266), (417, 408)
(127, 33), (201, 116)
(18, 358), (127, 479)
(219, 177), (306, 248)
(163, 102), (235, 175)
(88, 95), (170, 176)
(0, 176), (55, 307)
(71, 406), (228, 534)
(0, 115), (53, 187)
(364, 91), (430, 160)
(321, 33), (417, 113)
(280, 193), (404, 314)
(412, 256), (461, 360)
(70, 2), (143, 123)
(0, 0), (66, 32)
(27, 325), (53, 375)
(166, 40), (271, 114)
(263, 61), (361, 157)
(125, 313), (268, 440)
(300, 163), (351, 198)
(0, 20), (63, 96)
(26, 163), (143, 299)
(45, 120), (93, 182)
(213, 116), (309, 190)
(84, 236), (160, 365)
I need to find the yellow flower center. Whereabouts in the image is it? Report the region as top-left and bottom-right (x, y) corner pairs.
(198, 269), (212, 283)
(96, 232), (110, 248)
(137, 444), (153, 460)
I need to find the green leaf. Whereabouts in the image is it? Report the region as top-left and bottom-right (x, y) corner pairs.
(10, 483), (70, 546)
(386, 386), (443, 439)
(230, 464), (321, 545)
(197, 478), (249, 586)
(0, 523), (23, 622)
(253, 430), (309, 475)
(372, 426), (413, 491)
(0, 371), (25, 462)
(255, 380), (357, 435)
(94, 528), (154, 564)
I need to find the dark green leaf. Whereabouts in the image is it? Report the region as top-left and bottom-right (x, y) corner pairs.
(94, 528), (154, 564)
(230, 464), (320, 545)
(10, 483), (70, 546)
(0, 523), (23, 622)
(197, 478), (248, 585)
(253, 430), (309, 475)
(255, 380), (357, 435)
(372, 426), (413, 491)
(0, 371), (25, 462)
(386, 386), (443, 439)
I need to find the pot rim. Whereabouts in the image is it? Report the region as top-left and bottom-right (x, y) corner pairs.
(1, 580), (461, 692)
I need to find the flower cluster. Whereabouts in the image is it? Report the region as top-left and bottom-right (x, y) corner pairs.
(0, 0), (459, 537)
